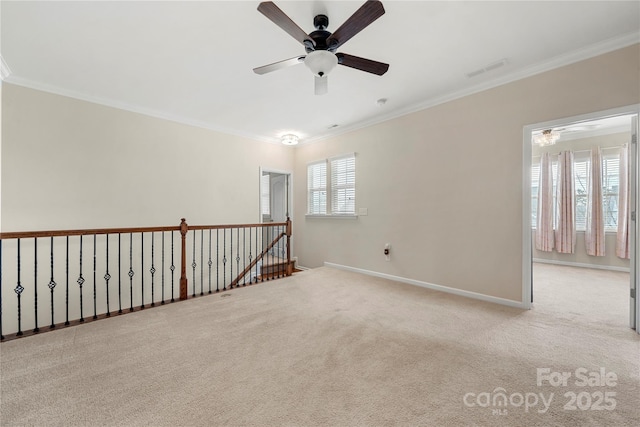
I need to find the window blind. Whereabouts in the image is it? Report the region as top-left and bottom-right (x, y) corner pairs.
(574, 158), (589, 231)
(307, 161), (327, 214)
(330, 155), (356, 215)
(261, 174), (270, 216)
(602, 154), (620, 230)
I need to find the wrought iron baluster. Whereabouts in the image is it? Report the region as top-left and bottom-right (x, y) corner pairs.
(216, 229), (220, 292)
(266, 227), (271, 281)
(93, 234), (97, 320)
(223, 229), (227, 290)
(15, 239), (24, 336)
(49, 236), (57, 328)
(277, 225), (281, 277)
(200, 230), (204, 296)
(230, 228), (234, 289)
(272, 225), (280, 280)
(248, 227), (253, 284)
(236, 228), (240, 286)
(161, 232), (165, 304)
(128, 233), (134, 312)
(170, 231), (175, 303)
(141, 232), (144, 309)
(191, 229), (196, 297)
(208, 230), (212, 294)
(1, 240), (3, 340)
(258, 226), (262, 283)
(118, 234), (123, 314)
(150, 232), (156, 307)
(279, 225), (283, 278)
(271, 225), (280, 280)
(33, 238), (39, 333)
(243, 227), (247, 286)
(65, 237), (70, 325)
(104, 234), (111, 317)
(78, 235), (85, 323)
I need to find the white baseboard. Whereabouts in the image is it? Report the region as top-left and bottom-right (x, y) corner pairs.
(533, 258), (630, 272)
(323, 262), (525, 309)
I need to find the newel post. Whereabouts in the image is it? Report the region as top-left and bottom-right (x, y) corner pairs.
(179, 218), (188, 300)
(286, 217), (293, 276)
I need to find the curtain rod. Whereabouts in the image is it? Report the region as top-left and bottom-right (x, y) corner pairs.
(533, 144), (625, 158)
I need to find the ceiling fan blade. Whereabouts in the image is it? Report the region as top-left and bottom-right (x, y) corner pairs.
(257, 2), (315, 48)
(253, 56), (305, 75)
(315, 76), (328, 96)
(336, 53), (389, 76)
(326, 0), (385, 50)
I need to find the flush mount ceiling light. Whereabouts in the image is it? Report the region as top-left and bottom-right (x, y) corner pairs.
(533, 129), (560, 146)
(281, 134), (299, 146)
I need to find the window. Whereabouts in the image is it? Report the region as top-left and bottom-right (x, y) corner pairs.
(307, 153), (356, 215)
(532, 150), (621, 232)
(574, 157), (589, 230)
(307, 161), (327, 215)
(261, 173), (270, 216)
(602, 154), (620, 230)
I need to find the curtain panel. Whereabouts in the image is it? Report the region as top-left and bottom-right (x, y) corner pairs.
(555, 151), (575, 253)
(616, 144), (630, 259)
(536, 152), (555, 252)
(585, 147), (605, 256)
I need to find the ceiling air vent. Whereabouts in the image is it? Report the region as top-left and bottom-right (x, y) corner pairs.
(465, 58), (508, 79)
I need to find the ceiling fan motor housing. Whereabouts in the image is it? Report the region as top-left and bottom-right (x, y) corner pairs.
(314, 14), (329, 30)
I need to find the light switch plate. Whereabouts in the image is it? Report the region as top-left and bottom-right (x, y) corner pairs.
(358, 208), (368, 216)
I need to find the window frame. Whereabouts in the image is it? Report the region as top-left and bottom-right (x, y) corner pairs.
(306, 153), (357, 218)
(531, 149), (621, 232)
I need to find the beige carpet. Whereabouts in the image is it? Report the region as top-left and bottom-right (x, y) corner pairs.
(1, 265), (639, 426)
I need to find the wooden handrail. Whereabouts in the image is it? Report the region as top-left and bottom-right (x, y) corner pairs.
(0, 221), (288, 240)
(0, 226), (180, 240)
(189, 221), (288, 231)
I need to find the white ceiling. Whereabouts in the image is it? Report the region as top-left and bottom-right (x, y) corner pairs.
(1, 1), (639, 145)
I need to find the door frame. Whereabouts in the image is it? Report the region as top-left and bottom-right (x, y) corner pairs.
(522, 104), (640, 333)
(258, 167), (293, 224)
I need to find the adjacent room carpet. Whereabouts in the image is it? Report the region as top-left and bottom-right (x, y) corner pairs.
(1, 265), (639, 426)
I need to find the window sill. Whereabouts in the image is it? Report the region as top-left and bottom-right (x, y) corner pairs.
(305, 214), (358, 220)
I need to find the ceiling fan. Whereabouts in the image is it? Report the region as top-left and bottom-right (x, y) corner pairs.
(253, 0), (389, 95)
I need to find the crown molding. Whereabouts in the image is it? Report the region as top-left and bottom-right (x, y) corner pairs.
(3, 75), (280, 144)
(302, 31), (640, 145)
(3, 31), (638, 146)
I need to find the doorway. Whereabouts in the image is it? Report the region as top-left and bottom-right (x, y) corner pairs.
(260, 169), (291, 224)
(259, 168), (292, 259)
(522, 105), (640, 333)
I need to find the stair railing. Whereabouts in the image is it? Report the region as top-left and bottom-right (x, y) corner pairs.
(0, 218), (292, 341)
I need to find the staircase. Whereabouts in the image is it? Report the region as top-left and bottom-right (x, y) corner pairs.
(257, 254), (292, 280)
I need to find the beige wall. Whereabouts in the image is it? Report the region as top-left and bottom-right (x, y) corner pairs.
(1, 84), (296, 334)
(1, 45), (639, 309)
(1, 84), (294, 231)
(293, 44), (640, 303)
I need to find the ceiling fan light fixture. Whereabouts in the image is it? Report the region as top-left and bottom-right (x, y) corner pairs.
(281, 134), (299, 146)
(304, 50), (338, 77)
(533, 129), (560, 146)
